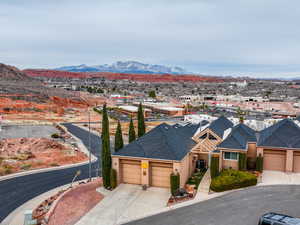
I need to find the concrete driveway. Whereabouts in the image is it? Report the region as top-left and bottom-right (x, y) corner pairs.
(125, 185), (300, 225)
(260, 171), (300, 185)
(76, 184), (170, 225)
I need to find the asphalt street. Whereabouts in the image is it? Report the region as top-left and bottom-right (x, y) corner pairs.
(125, 185), (300, 225)
(0, 123), (102, 222)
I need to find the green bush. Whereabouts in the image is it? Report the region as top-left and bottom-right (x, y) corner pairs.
(238, 153), (247, 171)
(170, 172), (180, 196)
(210, 169), (257, 192)
(110, 168), (117, 189)
(210, 157), (219, 178)
(51, 133), (60, 139)
(256, 154), (263, 172)
(186, 169), (207, 189)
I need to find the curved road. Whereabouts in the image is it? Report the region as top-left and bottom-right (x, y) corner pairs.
(125, 185), (300, 225)
(0, 123), (102, 222)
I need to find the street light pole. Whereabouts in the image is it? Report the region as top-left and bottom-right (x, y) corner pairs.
(88, 108), (92, 181)
(80, 94), (92, 182)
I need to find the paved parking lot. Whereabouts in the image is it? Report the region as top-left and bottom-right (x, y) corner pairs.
(125, 185), (300, 225)
(0, 125), (59, 139)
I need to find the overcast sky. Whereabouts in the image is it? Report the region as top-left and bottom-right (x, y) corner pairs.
(1, 0), (300, 78)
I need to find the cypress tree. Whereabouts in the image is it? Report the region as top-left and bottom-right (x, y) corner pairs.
(128, 117), (136, 143)
(101, 104), (111, 188)
(114, 120), (124, 152)
(137, 103), (146, 137)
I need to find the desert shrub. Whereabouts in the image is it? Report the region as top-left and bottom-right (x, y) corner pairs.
(50, 163), (60, 167)
(110, 168), (117, 189)
(21, 163), (32, 170)
(186, 169), (207, 189)
(0, 164), (13, 175)
(210, 169), (257, 192)
(170, 172), (180, 196)
(51, 133), (60, 139)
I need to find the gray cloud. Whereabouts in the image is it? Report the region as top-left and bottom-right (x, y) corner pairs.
(1, 0), (300, 78)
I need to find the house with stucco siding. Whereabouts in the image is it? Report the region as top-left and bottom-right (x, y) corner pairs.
(111, 117), (300, 188)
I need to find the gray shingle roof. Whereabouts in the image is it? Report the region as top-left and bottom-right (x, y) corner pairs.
(296, 116), (300, 122)
(112, 122), (200, 161)
(257, 119), (300, 149)
(217, 123), (257, 150)
(208, 116), (234, 138)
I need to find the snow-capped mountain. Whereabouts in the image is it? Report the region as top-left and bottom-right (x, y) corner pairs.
(55, 61), (188, 74)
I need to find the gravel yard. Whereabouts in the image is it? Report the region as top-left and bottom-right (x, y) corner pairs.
(0, 125), (59, 139)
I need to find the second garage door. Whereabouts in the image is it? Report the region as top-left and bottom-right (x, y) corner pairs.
(264, 150), (286, 172)
(150, 163), (173, 188)
(121, 160), (141, 184)
(293, 152), (300, 173)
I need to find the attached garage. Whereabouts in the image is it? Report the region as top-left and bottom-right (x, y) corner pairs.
(150, 162), (173, 188)
(121, 160), (141, 184)
(293, 151), (300, 173)
(264, 150), (286, 172)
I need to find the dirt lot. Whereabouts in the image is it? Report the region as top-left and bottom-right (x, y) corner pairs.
(0, 137), (87, 176)
(46, 179), (103, 225)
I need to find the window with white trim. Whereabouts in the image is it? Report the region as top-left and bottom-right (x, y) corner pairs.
(224, 152), (238, 160)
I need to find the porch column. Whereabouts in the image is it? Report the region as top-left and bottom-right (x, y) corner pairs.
(219, 151), (223, 171)
(141, 160), (149, 186)
(286, 150), (294, 172)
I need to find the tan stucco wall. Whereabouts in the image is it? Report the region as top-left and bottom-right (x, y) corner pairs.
(247, 143), (257, 159)
(141, 160), (150, 186)
(222, 158), (238, 170)
(179, 154), (191, 188)
(257, 147), (264, 156)
(112, 157), (121, 184)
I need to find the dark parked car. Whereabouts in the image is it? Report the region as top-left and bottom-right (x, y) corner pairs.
(258, 212), (300, 225)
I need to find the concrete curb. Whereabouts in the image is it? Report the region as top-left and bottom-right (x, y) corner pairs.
(0, 124), (97, 182)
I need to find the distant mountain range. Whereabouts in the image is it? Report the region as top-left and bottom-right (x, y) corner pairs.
(55, 61), (188, 74)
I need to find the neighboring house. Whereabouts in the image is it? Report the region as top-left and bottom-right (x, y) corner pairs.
(217, 123), (257, 170)
(256, 119), (300, 172)
(112, 117), (300, 188)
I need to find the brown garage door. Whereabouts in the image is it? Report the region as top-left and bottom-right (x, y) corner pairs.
(121, 160), (141, 184)
(150, 163), (173, 188)
(293, 152), (300, 173)
(264, 150), (286, 172)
